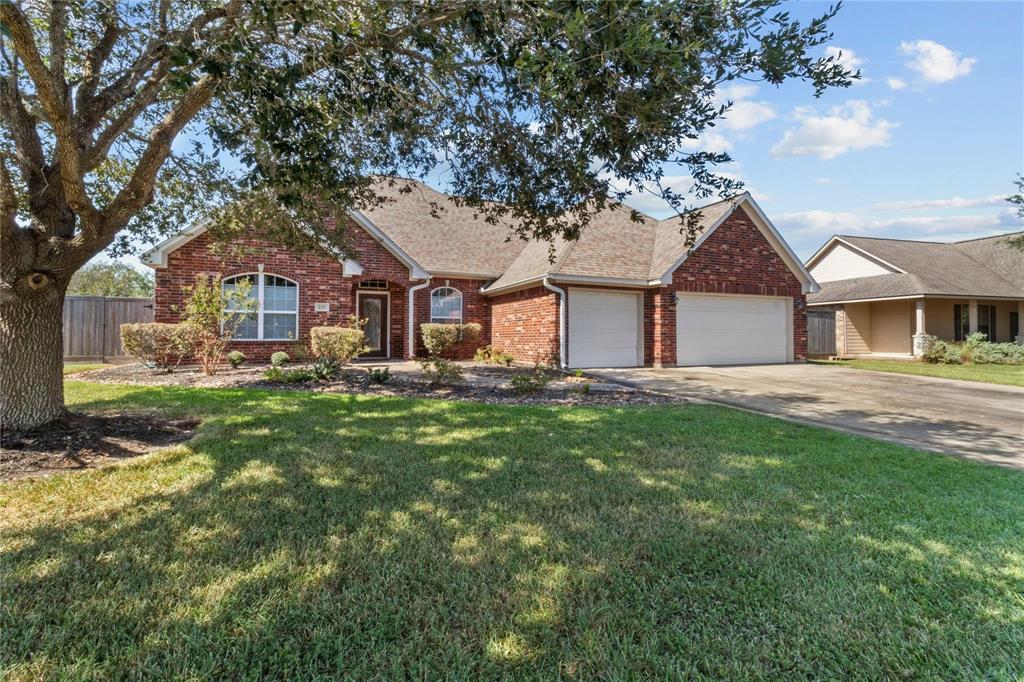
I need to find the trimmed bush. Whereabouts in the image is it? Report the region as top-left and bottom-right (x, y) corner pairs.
(421, 322), (481, 358)
(226, 351), (246, 369)
(310, 326), (369, 365)
(270, 351), (290, 367)
(121, 323), (189, 372)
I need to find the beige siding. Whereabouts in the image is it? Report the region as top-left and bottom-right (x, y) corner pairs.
(809, 243), (894, 283)
(925, 299), (957, 340)
(844, 303), (872, 354)
(994, 301), (1017, 342)
(869, 300), (912, 353)
(924, 299), (1021, 342)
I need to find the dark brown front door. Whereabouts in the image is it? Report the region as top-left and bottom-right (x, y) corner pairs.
(358, 293), (389, 358)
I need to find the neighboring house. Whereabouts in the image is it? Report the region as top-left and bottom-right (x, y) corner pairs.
(144, 179), (817, 368)
(806, 233), (1024, 357)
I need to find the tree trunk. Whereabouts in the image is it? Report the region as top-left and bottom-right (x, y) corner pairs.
(0, 284), (67, 430)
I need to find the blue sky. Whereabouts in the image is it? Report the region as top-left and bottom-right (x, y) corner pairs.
(113, 1), (1022, 271)
(619, 0), (1023, 259)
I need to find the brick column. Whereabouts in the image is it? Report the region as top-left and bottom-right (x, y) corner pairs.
(651, 288), (676, 367)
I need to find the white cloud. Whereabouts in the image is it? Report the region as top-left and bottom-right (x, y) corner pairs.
(815, 178), (832, 184)
(716, 84), (777, 132)
(899, 40), (976, 83)
(679, 129), (732, 153)
(825, 46), (868, 83)
(872, 195), (1008, 211)
(886, 77), (907, 91)
(777, 210), (863, 237)
(770, 101), (896, 160)
(778, 209), (1011, 240)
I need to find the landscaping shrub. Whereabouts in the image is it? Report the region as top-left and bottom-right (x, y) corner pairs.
(420, 357), (463, 384)
(264, 366), (315, 383)
(368, 367), (391, 384)
(226, 351), (246, 369)
(921, 332), (1024, 365)
(178, 274), (256, 375)
(511, 366), (551, 395)
(474, 345), (514, 366)
(121, 323), (190, 372)
(421, 323), (481, 358)
(270, 351), (290, 367)
(312, 357), (340, 381)
(310, 326), (369, 364)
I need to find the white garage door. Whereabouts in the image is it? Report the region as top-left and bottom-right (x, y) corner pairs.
(568, 289), (642, 367)
(676, 295), (790, 366)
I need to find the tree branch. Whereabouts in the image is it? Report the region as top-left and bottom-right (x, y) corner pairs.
(74, 3), (121, 117)
(0, 1), (98, 231)
(99, 74), (215, 239)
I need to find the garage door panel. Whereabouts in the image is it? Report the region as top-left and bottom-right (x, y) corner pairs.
(568, 289), (641, 368)
(677, 295), (789, 366)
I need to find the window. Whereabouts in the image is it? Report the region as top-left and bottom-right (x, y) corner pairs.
(222, 273), (298, 340)
(953, 304), (969, 342)
(430, 287), (462, 323)
(954, 303), (997, 342)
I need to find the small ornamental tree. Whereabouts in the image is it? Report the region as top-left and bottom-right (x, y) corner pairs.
(179, 274), (254, 375)
(0, 0), (854, 429)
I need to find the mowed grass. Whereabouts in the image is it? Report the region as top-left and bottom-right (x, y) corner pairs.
(810, 357), (1024, 387)
(2, 383), (1022, 679)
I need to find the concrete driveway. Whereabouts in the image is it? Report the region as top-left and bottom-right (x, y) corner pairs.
(590, 364), (1024, 469)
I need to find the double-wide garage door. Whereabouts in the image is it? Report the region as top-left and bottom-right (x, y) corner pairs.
(567, 288), (790, 367)
(676, 294), (789, 366)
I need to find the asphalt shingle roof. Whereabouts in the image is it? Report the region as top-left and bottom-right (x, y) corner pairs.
(808, 233), (1024, 303)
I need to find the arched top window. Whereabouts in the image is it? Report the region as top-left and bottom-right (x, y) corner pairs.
(223, 273), (298, 340)
(430, 286), (462, 324)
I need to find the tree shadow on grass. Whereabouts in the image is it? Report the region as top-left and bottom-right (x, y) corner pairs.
(3, 386), (1023, 679)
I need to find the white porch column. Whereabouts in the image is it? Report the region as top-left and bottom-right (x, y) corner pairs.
(1017, 301), (1024, 345)
(912, 298), (928, 356)
(968, 299), (978, 334)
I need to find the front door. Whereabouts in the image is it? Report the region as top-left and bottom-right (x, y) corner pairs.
(358, 293), (389, 358)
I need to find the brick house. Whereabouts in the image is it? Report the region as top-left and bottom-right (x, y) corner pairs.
(144, 178), (818, 367)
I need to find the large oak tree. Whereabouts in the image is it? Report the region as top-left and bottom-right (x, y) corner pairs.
(0, 0), (852, 429)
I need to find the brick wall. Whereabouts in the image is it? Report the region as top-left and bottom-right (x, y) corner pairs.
(411, 278), (491, 359)
(489, 286), (560, 365)
(650, 208), (808, 366)
(154, 218), (419, 362)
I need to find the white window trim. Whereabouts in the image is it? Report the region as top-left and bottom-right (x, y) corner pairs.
(223, 270), (299, 341)
(429, 286), (463, 324)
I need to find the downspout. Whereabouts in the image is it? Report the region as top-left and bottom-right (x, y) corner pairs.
(407, 278), (431, 358)
(542, 277), (567, 368)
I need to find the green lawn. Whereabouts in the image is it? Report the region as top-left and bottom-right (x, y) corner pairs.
(2, 382), (1022, 679)
(810, 357), (1024, 387)
(62, 362), (109, 375)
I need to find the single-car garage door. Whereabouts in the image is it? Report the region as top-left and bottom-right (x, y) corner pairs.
(676, 294), (790, 366)
(568, 289), (642, 367)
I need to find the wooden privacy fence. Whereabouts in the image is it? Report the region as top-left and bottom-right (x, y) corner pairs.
(63, 296), (154, 361)
(807, 309), (836, 356)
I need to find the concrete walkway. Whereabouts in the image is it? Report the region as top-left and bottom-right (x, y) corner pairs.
(590, 364), (1024, 469)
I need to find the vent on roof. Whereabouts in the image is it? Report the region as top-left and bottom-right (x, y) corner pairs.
(358, 279), (389, 290)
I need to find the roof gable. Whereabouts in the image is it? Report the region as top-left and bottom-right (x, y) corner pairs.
(807, 232), (1024, 303)
(807, 239), (900, 283)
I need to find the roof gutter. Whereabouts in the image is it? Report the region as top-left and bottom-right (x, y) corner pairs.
(542, 277), (567, 369)
(407, 278), (431, 358)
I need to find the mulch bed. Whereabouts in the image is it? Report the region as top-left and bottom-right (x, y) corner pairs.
(0, 412), (197, 482)
(73, 363), (684, 407)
